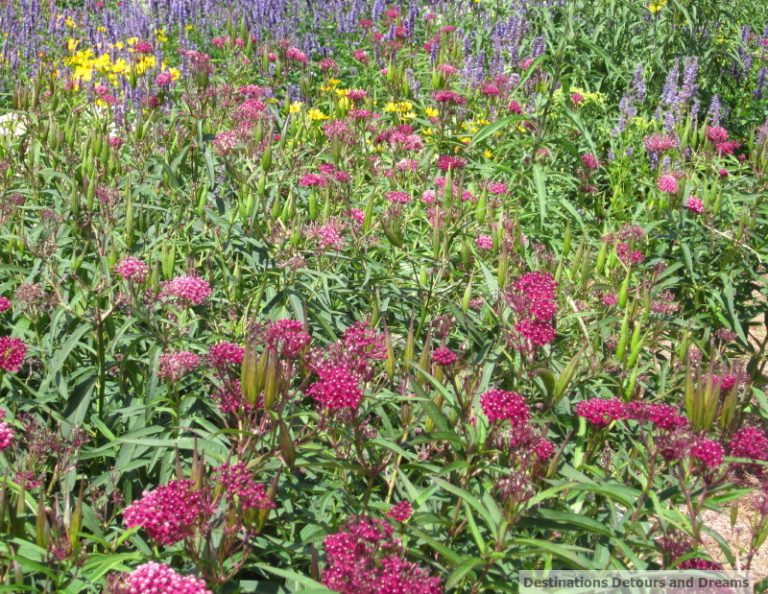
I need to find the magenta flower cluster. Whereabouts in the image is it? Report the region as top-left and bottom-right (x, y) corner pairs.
(111, 562), (211, 594)
(123, 480), (209, 545)
(322, 516), (443, 594)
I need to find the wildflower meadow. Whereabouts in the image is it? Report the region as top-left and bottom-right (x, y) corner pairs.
(1, 0), (768, 592)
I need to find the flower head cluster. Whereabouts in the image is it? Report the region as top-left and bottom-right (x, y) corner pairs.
(644, 134), (678, 154)
(0, 410), (13, 450)
(625, 402), (688, 430)
(432, 346), (457, 366)
(387, 501), (413, 522)
(436, 155), (466, 171)
(475, 235), (493, 250)
(158, 351), (201, 382)
(207, 342), (244, 369)
(386, 190), (411, 204)
(507, 272), (558, 349)
(729, 427), (768, 469)
(159, 276), (212, 306)
(123, 480), (209, 545)
(0, 336), (26, 373)
(322, 516), (442, 594)
(0, 296), (10, 313)
(109, 562), (211, 594)
(685, 195), (704, 214)
(656, 174), (679, 194)
(264, 319), (311, 357)
(575, 398), (627, 427)
(115, 257), (149, 283)
(689, 438), (724, 468)
(480, 389), (530, 425)
(214, 462), (275, 510)
(307, 364), (363, 410)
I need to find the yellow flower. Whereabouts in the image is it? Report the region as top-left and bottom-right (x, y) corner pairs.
(97, 26), (107, 33)
(648, 0), (667, 13)
(327, 78), (340, 88)
(72, 65), (93, 82)
(384, 102), (398, 113)
(185, 24), (194, 31)
(168, 67), (181, 81)
(425, 107), (439, 118)
(67, 38), (80, 53)
(403, 111), (416, 120)
(93, 53), (112, 72)
(308, 108), (329, 121)
(477, 118), (490, 126)
(111, 58), (129, 75)
(335, 89), (348, 98)
(484, 149), (493, 159)
(126, 37), (138, 47)
(113, 41), (124, 50)
(135, 55), (156, 75)
(397, 101), (412, 112)
(289, 101), (303, 114)
(64, 16), (76, 28)
(155, 29), (168, 43)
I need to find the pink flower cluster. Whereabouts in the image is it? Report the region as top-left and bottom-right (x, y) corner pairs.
(160, 276), (212, 306)
(265, 319), (311, 357)
(387, 501), (413, 522)
(0, 410), (13, 450)
(729, 426), (768, 466)
(436, 155), (466, 171)
(123, 480), (209, 545)
(644, 134), (678, 154)
(480, 389), (530, 424)
(207, 342), (244, 369)
(576, 398), (689, 430)
(685, 195), (704, 214)
(386, 191), (411, 204)
(111, 562), (211, 594)
(308, 364), (364, 410)
(0, 336), (26, 373)
(158, 351), (201, 381)
(625, 401), (688, 430)
(322, 516), (443, 594)
(574, 398), (628, 427)
(0, 296), (10, 313)
(115, 257), (149, 283)
(656, 174), (679, 194)
(431, 346), (457, 366)
(689, 438), (724, 468)
(214, 462), (275, 510)
(508, 272), (558, 349)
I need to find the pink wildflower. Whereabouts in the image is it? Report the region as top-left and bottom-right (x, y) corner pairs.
(574, 398), (627, 427)
(115, 257), (149, 283)
(480, 389), (530, 424)
(158, 351), (201, 382)
(387, 501), (413, 522)
(432, 346), (457, 366)
(308, 365), (363, 410)
(685, 195), (704, 214)
(0, 336), (26, 373)
(656, 174), (679, 194)
(160, 276), (212, 305)
(113, 562), (212, 594)
(123, 480), (209, 545)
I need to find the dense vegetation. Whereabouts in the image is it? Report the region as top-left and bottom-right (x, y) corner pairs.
(0, 0), (768, 592)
